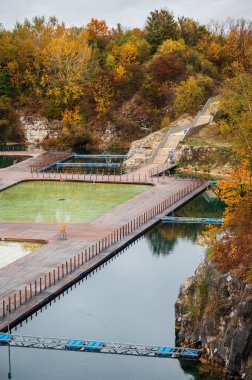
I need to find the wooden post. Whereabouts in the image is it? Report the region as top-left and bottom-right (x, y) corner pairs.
(66, 261), (68, 274)
(40, 277), (42, 293)
(49, 272), (52, 287)
(8, 296), (11, 313)
(2, 300), (6, 317)
(85, 251), (87, 262)
(70, 258), (73, 272)
(25, 286), (28, 302)
(74, 256), (76, 270)
(53, 269), (56, 284)
(78, 254), (80, 266)
(81, 251), (84, 264)
(62, 264), (64, 277)
(19, 290), (22, 306)
(30, 283), (32, 298)
(58, 266), (60, 281)
(14, 293), (17, 310)
(35, 280), (37, 295)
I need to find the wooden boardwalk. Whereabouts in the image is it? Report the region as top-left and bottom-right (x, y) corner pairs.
(0, 152), (209, 330)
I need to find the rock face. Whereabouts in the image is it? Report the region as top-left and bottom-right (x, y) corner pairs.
(123, 114), (194, 170)
(20, 115), (62, 145)
(175, 260), (252, 379)
(123, 129), (166, 169)
(175, 145), (216, 162)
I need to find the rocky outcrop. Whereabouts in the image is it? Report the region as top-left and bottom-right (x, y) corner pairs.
(124, 114), (194, 169)
(175, 144), (233, 177)
(175, 145), (217, 162)
(20, 115), (62, 145)
(175, 260), (252, 379)
(123, 129), (166, 169)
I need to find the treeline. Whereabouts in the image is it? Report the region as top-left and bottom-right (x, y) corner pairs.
(0, 11), (251, 145)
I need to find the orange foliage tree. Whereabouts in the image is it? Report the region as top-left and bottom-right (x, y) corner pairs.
(200, 74), (252, 282)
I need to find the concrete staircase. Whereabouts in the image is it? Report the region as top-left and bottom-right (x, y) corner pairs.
(153, 131), (185, 164)
(151, 97), (219, 166)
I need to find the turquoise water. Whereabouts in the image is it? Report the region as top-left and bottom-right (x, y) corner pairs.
(0, 181), (150, 223)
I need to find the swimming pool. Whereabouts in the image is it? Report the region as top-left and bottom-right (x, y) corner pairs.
(0, 240), (44, 269)
(0, 181), (150, 223)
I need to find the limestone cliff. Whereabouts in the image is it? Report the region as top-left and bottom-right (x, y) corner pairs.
(19, 115), (62, 145)
(175, 260), (252, 379)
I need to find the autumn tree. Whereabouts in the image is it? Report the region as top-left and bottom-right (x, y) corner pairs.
(174, 75), (213, 116)
(177, 17), (209, 46)
(147, 54), (184, 81)
(91, 76), (114, 117)
(145, 9), (178, 52)
(217, 74), (252, 155)
(40, 30), (92, 110)
(0, 23), (39, 94)
(200, 74), (252, 282)
(86, 18), (110, 49)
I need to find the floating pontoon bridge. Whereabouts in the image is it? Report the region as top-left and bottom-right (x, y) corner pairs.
(56, 162), (121, 168)
(0, 332), (201, 360)
(162, 216), (223, 224)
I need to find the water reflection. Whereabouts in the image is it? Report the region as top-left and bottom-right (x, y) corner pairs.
(0, 155), (30, 168)
(146, 192), (224, 256)
(0, 193), (224, 380)
(175, 192), (225, 218)
(146, 223), (202, 255)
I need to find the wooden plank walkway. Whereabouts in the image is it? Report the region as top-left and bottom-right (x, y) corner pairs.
(0, 151), (209, 330)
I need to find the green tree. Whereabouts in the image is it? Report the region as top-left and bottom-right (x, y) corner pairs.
(177, 17), (209, 46)
(0, 73), (13, 96)
(0, 96), (24, 142)
(144, 9), (178, 52)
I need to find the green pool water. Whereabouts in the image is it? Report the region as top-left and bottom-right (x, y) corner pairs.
(0, 181), (150, 223)
(0, 240), (44, 269)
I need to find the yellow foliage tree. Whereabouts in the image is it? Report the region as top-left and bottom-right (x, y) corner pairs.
(119, 41), (139, 65)
(199, 74), (252, 281)
(92, 78), (114, 116)
(157, 38), (186, 56)
(174, 75), (205, 116)
(40, 31), (92, 104)
(114, 64), (127, 79)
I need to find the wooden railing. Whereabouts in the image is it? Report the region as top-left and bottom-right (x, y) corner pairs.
(0, 179), (205, 320)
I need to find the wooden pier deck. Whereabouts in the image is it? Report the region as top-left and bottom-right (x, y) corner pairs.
(0, 152), (209, 330)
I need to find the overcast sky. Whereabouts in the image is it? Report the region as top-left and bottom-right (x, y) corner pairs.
(0, 0), (251, 30)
